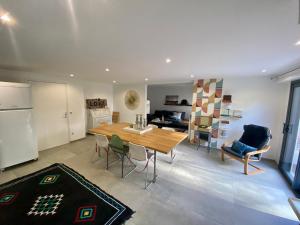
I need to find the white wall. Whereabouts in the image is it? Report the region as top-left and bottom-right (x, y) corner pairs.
(0, 70), (291, 162)
(81, 82), (113, 111)
(113, 83), (147, 123)
(0, 70), (114, 133)
(0, 71), (114, 110)
(0, 70), (113, 108)
(147, 83), (193, 120)
(220, 77), (290, 162)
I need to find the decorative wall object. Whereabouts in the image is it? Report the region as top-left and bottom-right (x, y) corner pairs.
(165, 95), (179, 105)
(125, 90), (140, 110)
(222, 95), (232, 103)
(86, 98), (107, 109)
(190, 79), (223, 148)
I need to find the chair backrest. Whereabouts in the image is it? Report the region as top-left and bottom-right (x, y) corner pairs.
(109, 134), (124, 150)
(162, 127), (176, 132)
(95, 134), (109, 148)
(239, 124), (272, 149)
(129, 142), (147, 161)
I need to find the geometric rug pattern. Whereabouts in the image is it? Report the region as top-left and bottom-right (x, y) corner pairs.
(0, 163), (134, 225)
(27, 194), (64, 216)
(0, 192), (19, 205)
(39, 175), (60, 185)
(74, 205), (97, 223)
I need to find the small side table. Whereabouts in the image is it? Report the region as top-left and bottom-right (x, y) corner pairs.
(196, 127), (212, 151)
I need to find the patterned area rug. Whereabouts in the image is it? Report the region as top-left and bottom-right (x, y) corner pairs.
(0, 163), (134, 225)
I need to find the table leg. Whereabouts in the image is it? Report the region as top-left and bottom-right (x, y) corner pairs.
(208, 133), (212, 151)
(197, 132), (201, 151)
(121, 154), (124, 178)
(106, 148), (109, 170)
(153, 150), (157, 183)
(170, 148), (176, 163)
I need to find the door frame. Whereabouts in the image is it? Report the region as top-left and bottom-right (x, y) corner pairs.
(31, 81), (70, 151)
(279, 79), (300, 193)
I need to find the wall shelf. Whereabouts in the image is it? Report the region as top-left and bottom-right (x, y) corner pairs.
(164, 104), (192, 106)
(220, 114), (242, 119)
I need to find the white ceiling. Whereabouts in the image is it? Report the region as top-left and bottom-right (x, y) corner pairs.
(0, 0), (299, 83)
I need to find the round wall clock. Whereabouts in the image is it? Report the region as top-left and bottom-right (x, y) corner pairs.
(125, 90), (140, 110)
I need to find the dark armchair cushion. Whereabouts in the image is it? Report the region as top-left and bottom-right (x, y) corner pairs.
(239, 124), (271, 149)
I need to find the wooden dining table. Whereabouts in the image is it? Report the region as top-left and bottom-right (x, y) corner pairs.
(89, 123), (188, 183)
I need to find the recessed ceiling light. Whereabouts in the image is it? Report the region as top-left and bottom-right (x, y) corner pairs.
(69, 74), (75, 77)
(105, 68), (110, 72)
(261, 69), (267, 73)
(145, 78), (148, 81)
(165, 58), (172, 63)
(190, 74), (195, 78)
(113, 80), (116, 83)
(0, 13), (11, 23)
(295, 40), (300, 46)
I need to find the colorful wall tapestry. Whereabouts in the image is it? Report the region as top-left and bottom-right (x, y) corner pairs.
(190, 79), (223, 148)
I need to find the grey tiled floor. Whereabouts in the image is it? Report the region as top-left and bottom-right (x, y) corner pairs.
(0, 135), (298, 225)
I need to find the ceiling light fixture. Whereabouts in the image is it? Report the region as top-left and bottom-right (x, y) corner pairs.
(145, 78), (148, 81)
(69, 74), (75, 77)
(105, 68), (110, 72)
(0, 13), (11, 23)
(113, 80), (116, 83)
(190, 74), (195, 78)
(295, 40), (300, 46)
(165, 58), (172, 63)
(261, 69), (267, 73)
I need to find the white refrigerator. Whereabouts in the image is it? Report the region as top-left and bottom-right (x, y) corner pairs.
(0, 82), (38, 170)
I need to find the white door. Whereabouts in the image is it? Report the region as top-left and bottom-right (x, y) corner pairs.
(32, 82), (69, 151)
(67, 84), (86, 141)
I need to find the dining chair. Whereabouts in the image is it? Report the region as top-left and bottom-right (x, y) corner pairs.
(162, 127), (176, 162)
(95, 134), (110, 168)
(128, 142), (154, 189)
(108, 134), (135, 178)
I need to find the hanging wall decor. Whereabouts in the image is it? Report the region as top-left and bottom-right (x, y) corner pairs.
(125, 90), (140, 110)
(86, 98), (107, 109)
(190, 79), (223, 148)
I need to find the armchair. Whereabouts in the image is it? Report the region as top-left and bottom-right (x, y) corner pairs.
(221, 124), (272, 175)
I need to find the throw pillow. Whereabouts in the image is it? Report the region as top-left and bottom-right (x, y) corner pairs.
(170, 112), (182, 121)
(243, 144), (258, 154)
(231, 140), (257, 155)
